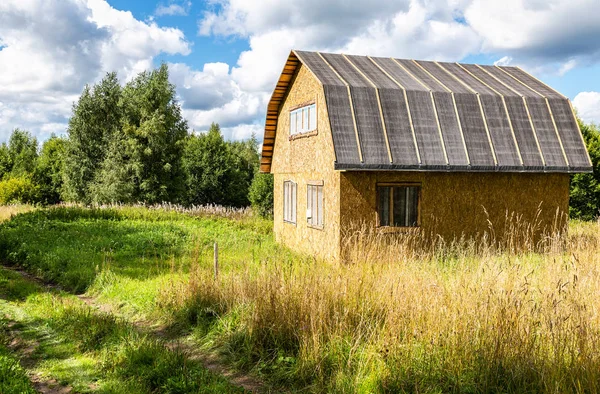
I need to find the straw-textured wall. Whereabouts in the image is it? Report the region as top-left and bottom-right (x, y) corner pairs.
(271, 64), (341, 261)
(340, 171), (570, 244)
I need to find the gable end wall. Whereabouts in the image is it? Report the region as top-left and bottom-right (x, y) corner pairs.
(271, 64), (341, 260)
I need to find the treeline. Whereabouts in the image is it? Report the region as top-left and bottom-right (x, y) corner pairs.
(0, 64), (273, 215)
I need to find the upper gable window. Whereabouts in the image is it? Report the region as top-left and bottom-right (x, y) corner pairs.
(290, 103), (317, 136)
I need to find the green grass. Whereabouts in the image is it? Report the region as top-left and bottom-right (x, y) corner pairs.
(0, 343), (37, 394)
(0, 206), (282, 294)
(0, 267), (245, 393)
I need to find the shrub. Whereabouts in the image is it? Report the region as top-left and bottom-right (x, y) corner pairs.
(570, 121), (600, 220)
(249, 172), (273, 218)
(0, 176), (39, 204)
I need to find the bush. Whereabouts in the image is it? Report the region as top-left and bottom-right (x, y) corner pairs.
(0, 176), (39, 205)
(570, 121), (600, 220)
(249, 172), (273, 218)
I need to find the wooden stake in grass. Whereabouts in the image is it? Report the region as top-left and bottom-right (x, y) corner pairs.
(213, 242), (219, 279)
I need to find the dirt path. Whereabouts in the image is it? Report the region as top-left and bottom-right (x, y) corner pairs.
(3, 312), (74, 394)
(1, 265), (270, 394)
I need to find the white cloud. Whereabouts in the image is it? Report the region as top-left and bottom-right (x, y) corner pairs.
(221, 123), (264, 141)
(155, 1), (191, 17)
(494, 56), (513, 66)
(169, 62), (236, 110)
(574, 92), (600, 124)
(465, 0), (600, 65)
(0, 0), (190, 141)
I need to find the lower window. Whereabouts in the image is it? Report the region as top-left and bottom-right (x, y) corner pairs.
(283, 181), (297, 224)
(307, 183), (323, 228)
(378, 185), (420, 227)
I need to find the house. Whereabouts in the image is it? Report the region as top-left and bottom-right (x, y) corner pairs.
(260, 50), (593, 261)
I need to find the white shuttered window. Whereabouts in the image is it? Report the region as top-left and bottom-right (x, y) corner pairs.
(283, 181), (297, 224)
(290, 103), (317, 136)
(307, 183), (323, 228)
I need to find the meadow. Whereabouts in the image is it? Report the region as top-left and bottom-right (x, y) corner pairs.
(0, 205), (599, 393)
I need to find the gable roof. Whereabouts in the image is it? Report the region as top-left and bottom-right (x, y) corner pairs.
(260, 50), (592, 174)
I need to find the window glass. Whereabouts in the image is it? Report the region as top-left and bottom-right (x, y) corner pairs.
(378, 186), (391, 226)
(307, 183), (323, 227)
(378, 185), (419, 227)
(303, 108), (309, 132)
(284, 181), (297, 223)
(290, 112), (296, 135)
(289, 103), (317, 136)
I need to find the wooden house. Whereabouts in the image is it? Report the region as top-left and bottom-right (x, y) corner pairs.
(260, 50), (592, 261)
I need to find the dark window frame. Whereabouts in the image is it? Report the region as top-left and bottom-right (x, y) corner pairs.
(376, 183), (421, 228)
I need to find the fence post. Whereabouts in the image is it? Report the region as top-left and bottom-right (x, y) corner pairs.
(213, 242), (219, 279)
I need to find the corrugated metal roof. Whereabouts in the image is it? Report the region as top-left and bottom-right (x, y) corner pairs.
(260, 50), (592, 173)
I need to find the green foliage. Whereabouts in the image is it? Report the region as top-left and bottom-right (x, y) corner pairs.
(0, 348), (37, 394)
(62, 73), (122, 202)
(0, 129), (39, 181)
(249, 172), (274, 218)
(93, 64), (188, 204)
(0, 176), (39, 205)
(34, 136), (67, 205)
(62, 66), (188, 205)
(0, 143), (11, 180)
(7, 129), (38, 177)
(183, 123), (258, 207)
(570, 120), (600, 220)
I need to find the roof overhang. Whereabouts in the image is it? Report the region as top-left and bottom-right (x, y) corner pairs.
(260, 51), (300, 173)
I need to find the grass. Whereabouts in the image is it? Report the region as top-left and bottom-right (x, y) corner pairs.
(0, 342), (37, 394)
(0, 267), (244, 393)
(1, 204), (600, 392)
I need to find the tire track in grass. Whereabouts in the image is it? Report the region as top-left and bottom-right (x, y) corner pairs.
(1, 264), (269, 394)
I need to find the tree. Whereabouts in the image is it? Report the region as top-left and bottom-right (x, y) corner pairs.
(0, 143), (11, 180)
(7, 129), (38, 177)
(183, 123), (231, 206)
(62, 72), (122, 202)
(570, 120), (600, 220)
(182, 123), (258, 207)
(92, 64), (188, 204)
(34, 136), (67, 205)
(229, 132), (260, 206)
(249, 172), (274, 217)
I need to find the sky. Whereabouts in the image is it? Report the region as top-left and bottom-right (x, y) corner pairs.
(0, 0), (599, 144)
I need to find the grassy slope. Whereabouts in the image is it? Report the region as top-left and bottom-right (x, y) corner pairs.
(1, 206), (600, 393)
(0, 267), (245, 393)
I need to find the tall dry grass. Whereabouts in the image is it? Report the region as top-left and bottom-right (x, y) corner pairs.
(0, 204), (34, 223)
(160, 216), (600, 392)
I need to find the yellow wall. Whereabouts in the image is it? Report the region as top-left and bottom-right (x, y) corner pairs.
(271, 64), (341, 261)
(340, 171), (570, 244)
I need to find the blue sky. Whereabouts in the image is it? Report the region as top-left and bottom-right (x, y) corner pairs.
(0, 0), (599, 144)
